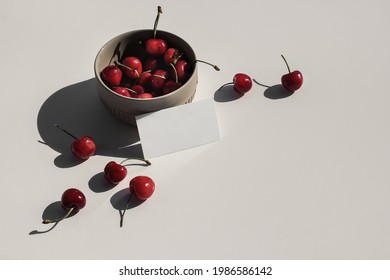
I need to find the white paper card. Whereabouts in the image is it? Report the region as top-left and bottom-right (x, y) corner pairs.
(136, 98), (220, 158)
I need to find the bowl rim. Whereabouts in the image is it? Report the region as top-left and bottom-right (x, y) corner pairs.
(94, 29), (198, 102)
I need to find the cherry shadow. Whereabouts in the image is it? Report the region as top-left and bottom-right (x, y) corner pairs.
(263, 84), (294, 99)
(89, 172), (116, 193)
(110, 188), (145, 211)
(37, 78), (144, 168)
(29, 201), (77, 235)
(213, 85), (244, 102)
(110, 188), (146, 227)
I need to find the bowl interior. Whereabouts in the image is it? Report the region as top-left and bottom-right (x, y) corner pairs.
(94, 29), (197, 97)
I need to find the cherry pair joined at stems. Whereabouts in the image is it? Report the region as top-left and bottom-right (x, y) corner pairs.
(219, 55), (303, 95)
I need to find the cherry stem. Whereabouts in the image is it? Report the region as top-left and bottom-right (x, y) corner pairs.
(153, 74), (166, 79)
(281, 54), (291, 73)
(54, 124), (77, 140)
(189, 60), (220, 71)
(120, 192), (134, 227)
(170, 63), (178, 83)
(115, 61), (140, 78)
(153, 6), (163, 39)
(253, 79), (271, 88)
(119, 158), (151, 166)
(113, 86), (137, 94)
(42, 207), (74, 224)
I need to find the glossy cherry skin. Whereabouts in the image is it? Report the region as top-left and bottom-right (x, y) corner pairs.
(137, 72), (153, 87)
(122, 57), (142, 79)
(145, 38), (167, 57)
(175, 60), (188, 81)
(61, 188), (86, 212)
(163, 80), (182, 94)
(131, 85), (144, 95)
(101, 65), (122, 87)
(151, 69), (168, 89)
(130, 176), (155, 200)
(104, 161), (127, 184)
(144, 57), (159, 72)
(71, 136), (96, 160)
(113, 87), (131, 97)
(233, 73), (252, 94)
(281, 71), (303, 92)
(164, 48), (180, 64)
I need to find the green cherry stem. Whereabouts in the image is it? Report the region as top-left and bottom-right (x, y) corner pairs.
(115, 61), (140, 78)
(281, 54), (291, 73)
(170, 63), (179, 83)
(153, 6), (163, 39)
(120, 192), (134, 228)
(54, 124), (77, 140)
(42, 207), (75, 224)
(119, 158), (151, 166)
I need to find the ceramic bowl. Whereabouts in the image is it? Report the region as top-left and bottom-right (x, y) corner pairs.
(94, 29), (198, 126)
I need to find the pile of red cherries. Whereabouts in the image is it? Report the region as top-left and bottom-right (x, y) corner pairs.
(100, 6), (219, 99)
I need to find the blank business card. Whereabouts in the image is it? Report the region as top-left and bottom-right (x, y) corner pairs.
(136, 98), (220, 158)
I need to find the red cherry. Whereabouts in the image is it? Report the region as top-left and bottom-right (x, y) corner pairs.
(164, 48), (181, 65)
(151, 69), (168, 89)
(120, 57), (142, 79)
(104, 158), (151, 185)
(253, 55), (303, 93)
(131, 85), (145, 95)
(101, 65), (122, 87)
(61, 188), (87, 212)
(175, 60), (188, 81)
(137, 71), (153, 87)
(145, 38), (167, 57)
(280, 55), (303, 92)
(143, 57), (159, 72)
(104, 161), (127, 185)
(281, 71), (303, 92)
(113, 87), (131, 97)
(42, 188), (86, 225)
(219, 73), (252, 94)
(233, 73), (252, 94)
(130, 176), (155, 200)
(119, 175), (155, 227)
(55, 124), (96, 160)
(145, 6), (166, 57)
(163, 80), (182, 94)
(71, 136), (96, 160)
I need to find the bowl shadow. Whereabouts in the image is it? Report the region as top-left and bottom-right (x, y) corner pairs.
(37, 78), (144, 168)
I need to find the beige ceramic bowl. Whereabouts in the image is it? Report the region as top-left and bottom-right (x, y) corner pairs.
(94, 29), (198, 125)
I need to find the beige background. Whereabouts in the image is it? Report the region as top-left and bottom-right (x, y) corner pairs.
(1, 0), (390, 259)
